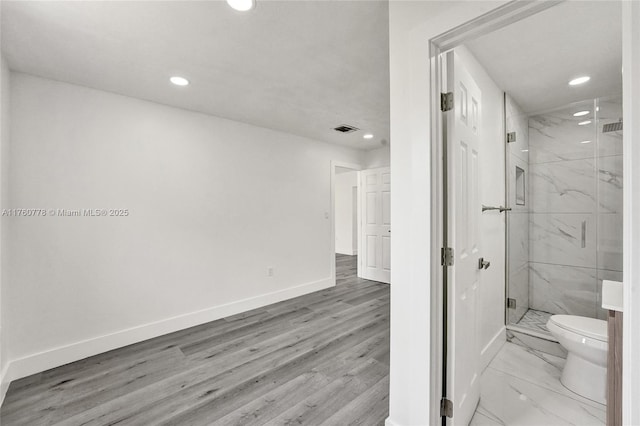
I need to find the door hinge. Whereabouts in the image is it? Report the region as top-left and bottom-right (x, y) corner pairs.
(507, 298), (516, 309)
(507, 131), (517, 143)
(441, 92), (454, 112)
(441, 247), (454, 266)
(440, 398), (453, 418)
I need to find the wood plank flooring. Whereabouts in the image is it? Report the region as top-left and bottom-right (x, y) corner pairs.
(1, 254), (390, 425)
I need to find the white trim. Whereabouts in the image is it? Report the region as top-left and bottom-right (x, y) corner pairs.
(335, 248), (356, 256)
(384, 417), (401, 426)
(330, 160), (362, 282)
(427, 3), (561, 425)
(0, 364), (9, 407)
(622, 1), (640, 424)
(480, 326), (506, 371)
(0, 277), (333, 388)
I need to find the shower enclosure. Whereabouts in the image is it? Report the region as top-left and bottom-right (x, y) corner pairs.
(505, 95), (623, 336)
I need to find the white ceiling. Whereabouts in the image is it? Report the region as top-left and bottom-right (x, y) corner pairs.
(1, 0), (390, 150)
(466, 1), (622, 114)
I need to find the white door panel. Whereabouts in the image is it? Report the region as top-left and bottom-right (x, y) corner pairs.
(360, 167), (391, 284)
(446, 50), (482, 425)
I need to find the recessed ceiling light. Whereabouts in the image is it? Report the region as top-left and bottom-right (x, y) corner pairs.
(573, 110), (590, 117)
(580, 140), (592, 144)
(578, 120), (592, 126)
(363, 134), (374, 139)
(521, 149), (529, 152)
(170, 76), (189, 86)
(227, 0), (255, 11)
(569, 76), (590, 86)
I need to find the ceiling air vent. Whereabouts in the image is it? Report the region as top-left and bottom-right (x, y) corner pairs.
(334, 124), (359, 133)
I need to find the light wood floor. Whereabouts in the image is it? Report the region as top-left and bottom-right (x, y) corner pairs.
(1, 254), (390, 425)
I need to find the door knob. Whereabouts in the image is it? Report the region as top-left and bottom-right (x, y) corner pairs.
(478, 258), (490, 270)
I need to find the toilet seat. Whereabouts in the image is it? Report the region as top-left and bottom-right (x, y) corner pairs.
(548, 315), (607, 342)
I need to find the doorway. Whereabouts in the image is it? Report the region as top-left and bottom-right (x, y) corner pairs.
(331, 162), (391, 286)
(331, 161), (361, 285)
(432, 2), (623, 425)
(334, 164), (360, 285)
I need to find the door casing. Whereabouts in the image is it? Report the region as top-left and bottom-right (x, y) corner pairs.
(428, 2), (563, 424)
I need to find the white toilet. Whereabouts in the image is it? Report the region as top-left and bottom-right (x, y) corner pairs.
(546, 315), (608, 404)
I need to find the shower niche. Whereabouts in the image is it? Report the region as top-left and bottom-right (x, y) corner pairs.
(505, 95), (623, 337)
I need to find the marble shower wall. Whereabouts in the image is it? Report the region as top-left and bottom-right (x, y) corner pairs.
(527, 98), (623, 319)
(506, 95), (529, 324)
(595, 98), (624, 319)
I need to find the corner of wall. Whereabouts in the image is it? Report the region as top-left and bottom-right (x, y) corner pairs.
(384, 417), (401, 426)
(0, 364), (9, 407)
(0, 46), (10, 410)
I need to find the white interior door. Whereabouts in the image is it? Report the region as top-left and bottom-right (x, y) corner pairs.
(359, 167), (391, 284)
(445, 50), (482, 425)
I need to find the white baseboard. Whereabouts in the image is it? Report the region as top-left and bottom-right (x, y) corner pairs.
(0, 364), (8, 407)
(1, 277), (334, 392)
(336, 247), (356, 256)
(384, 417), (400, 426)
(480, 326), (506, 370)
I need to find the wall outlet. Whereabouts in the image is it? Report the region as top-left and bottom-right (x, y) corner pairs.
(267, 267), (274, 277)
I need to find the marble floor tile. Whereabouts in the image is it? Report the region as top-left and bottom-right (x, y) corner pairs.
(516, 309), (552, 333)
(506, 329), (566, 358)
(488, 342), (604, 410)
(476, 367), (605, 426)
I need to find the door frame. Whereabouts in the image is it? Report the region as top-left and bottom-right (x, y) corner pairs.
(428, 2), (563, 424)
(330, 161), (362, 284)
(359, 166), (392, 284)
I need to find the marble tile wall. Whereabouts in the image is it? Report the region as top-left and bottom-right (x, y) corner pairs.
(506, 95), (530, 324)
(527, 98), (623, 318)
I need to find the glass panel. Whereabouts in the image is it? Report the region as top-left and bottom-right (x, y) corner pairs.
(505, 94), (530, 325)
(505, 96), (624, 333)
(595, 96), (624, 320)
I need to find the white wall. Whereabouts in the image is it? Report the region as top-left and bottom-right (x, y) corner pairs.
(622, 1), (640, 424)
(454, 46), (506, 369)
(363, 144), (390, 169)
(335, 171), (358, 255)
(388, 2), (507, 425)
(0, 53), (9, 402)
(4, 73), (363, 382)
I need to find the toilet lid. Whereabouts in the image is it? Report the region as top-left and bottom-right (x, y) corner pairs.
(549, 315), (608, 342)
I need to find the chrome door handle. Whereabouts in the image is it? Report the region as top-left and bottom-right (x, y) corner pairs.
(478, 258), (490, 270)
